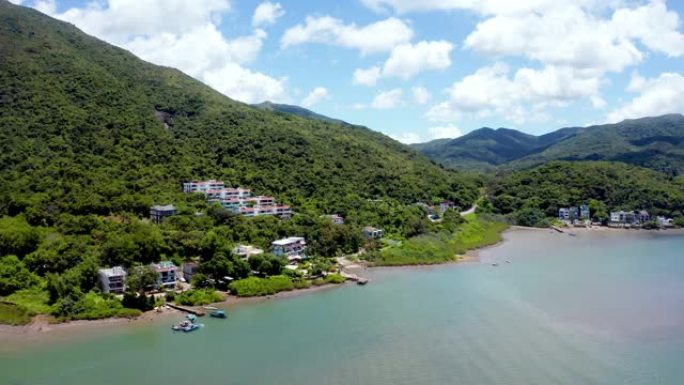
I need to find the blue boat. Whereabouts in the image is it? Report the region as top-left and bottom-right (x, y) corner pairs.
(210, 310), (227, 319)
(186, 314), (197, 322)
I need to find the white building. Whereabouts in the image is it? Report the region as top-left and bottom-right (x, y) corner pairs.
(151, 261), (178, 289)
(183, 180), (225, 194)
(439, 201), (456, 213)
(271, 237), (307, 263)
(150, 204), (177, 224)
(233, 245), (264, 259)
(99, 266), (127, 294)
(363, 226), (384, 239)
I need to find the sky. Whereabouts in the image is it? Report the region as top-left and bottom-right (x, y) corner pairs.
(10, 0), (684, 142)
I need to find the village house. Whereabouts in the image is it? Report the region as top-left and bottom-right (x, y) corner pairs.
(271, 237), (307, 263)
(558, 206), (581, 221)
(656, 216), (674, 228)
(150, 204), (177, 224)
(558, 208), (570, 220)
(99, 266), (127, 294)
(363, 226), (384, 239)
(439, 200), (456, 213)
(579, 204), (590, 220)
(233, 245), (264, 260)
(182, 262), (199, 284)
(151, 261), (178, 289)
(322, 214), (344, 225)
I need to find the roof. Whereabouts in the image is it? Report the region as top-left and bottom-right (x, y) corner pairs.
(364, 226), (380, 232)
(151, 204), (176, 211)
(100, 266), (126, 277)
(272, 237), (305, 246)
(151, 261), (177, 272)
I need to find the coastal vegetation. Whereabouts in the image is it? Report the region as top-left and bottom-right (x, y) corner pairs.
(370, 214), (508, 266)
(484, 162), (684, 226)
(228, 276), (294, 297)
(175, 289), (226, 306)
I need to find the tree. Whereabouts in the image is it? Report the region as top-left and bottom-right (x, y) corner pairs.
(0, 255), (40, 295)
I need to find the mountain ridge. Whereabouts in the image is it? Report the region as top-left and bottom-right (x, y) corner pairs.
(412, 114), (684, 174)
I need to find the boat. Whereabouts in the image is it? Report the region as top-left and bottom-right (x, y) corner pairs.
(203, 306), (219, 310)
(171, 320), (202, 332)
(210, 310), (227, 319)
(491, 263), (499, 267)
(186, 314), (197, 322)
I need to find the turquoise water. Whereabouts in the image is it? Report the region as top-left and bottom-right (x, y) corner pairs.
(2, 230), (684, 385)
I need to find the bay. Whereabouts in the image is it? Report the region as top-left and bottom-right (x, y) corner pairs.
(2, 229), (684, 385)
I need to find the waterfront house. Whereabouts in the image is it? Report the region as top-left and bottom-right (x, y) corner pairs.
(271, 237), (307, 263)
(233, 245), (264, 260)
(580, 204), (590, 220)
(610, 211), (636, 225)
(99, 266), (127, 294)
(150, 204), (177, 224)
(656, 216), (674, 228)
(363, 226), (384, 239)
(182, 262), (199, 284)
(637, 210), (650, 224)
(151, 261), (178, 289)
(558, 208), (570, 220)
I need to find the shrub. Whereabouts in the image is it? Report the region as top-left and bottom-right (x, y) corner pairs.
(175, 289), (225, 305)
(228, 276), (293, 297)
(324, 274), (346, 284)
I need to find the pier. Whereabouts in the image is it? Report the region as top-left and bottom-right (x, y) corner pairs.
(166, 304), (206, 316)
(340, 272), (369, 285)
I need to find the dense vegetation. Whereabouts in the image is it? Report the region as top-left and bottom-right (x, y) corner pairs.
(485, 162), (684, 226)
(414, 114), (684, 175)
(0, 2), (481, 323)
(369, 213), (508, 266)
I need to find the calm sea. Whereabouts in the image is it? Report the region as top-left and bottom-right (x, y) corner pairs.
(2, 230), (684, 385)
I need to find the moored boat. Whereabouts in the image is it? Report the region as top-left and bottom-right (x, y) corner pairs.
(210, 310), (227, 319)
(172, 320), (202, 332)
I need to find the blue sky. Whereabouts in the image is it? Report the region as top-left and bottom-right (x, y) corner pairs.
(12, 0), (684, 142)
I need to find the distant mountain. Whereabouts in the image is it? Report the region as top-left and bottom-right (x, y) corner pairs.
(413, 126), (582, 170)
(413, 114), (684, 175)
(253, 101), (350, 126)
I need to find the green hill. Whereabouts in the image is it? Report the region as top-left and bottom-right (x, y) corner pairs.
(484, 161), (684, 226)
(0, 0), (477, 222)
(413, 115), (684, 175)
(253, 101), (350, 126)
(0, 1), (480, 321)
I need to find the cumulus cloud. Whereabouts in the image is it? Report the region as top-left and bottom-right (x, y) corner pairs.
(301, 87), (329, 107)
(353, 40), (454, 86)
(606, 72), (684, 123)
(412, 86), (431, 105)
(253, 2), (285, 27)
(35, 0), (287, 104)
(427, 63), (603, 124)
(371, 89), (403, 109)
(429, 124), (462, 139)
(382, 40), (453, 79)
(390, 124), (462, 144)
(281, 16), (413, 54)
(353, 66), (381, 86)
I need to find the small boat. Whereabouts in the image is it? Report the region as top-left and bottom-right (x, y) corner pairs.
(186, 314), (197, 322)
(171, 320), (202, 332)
(203, 306), (219, 310)
(491, 263), (499, 267)
(210, 310), (227, 319)
(505, 260), (511, 264)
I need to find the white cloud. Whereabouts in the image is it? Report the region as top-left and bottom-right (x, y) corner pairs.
(8, 0), (25, 4)
(371, 88), (403, 109)
(382, 40), (453, 79)
(301, 87), (329, 107)
(429, 124), (462, 139)
(281, 16), (413, 54)
(353, 66), (381, 86)
(253, 2), (285, 27)
(36, 0), (288, 104)
(390, 131), (422, 144)
(606, 72), (684, 123)
(612, 0), (684, 57)
(427, 63), (603, 124)
(412, 86), (431, 105)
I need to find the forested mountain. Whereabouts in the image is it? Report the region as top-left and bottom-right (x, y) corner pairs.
(253, 101), (350, 126)
(0, 0), (478, 223)
(0, 1), (480, 321)
(413, 114), (684, 175)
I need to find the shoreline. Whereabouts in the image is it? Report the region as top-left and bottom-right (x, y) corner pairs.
(2, 225), (682, 344)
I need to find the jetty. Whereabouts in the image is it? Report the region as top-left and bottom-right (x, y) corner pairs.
(340, 272), (369, 285)
(166, 304), (206, 316)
